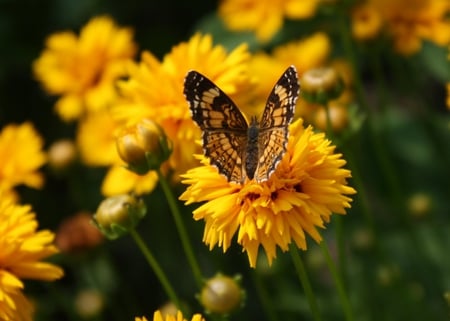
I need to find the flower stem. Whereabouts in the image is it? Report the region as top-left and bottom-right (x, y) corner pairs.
(289, 244), (323, 321)
(337, 12), (405, 216)
(251, 270), (280, 321)
(129, 228), (183, 311)
(156, 168), (204, 289)
(320, 241), (354, 321)
(324, 102), (333, 138)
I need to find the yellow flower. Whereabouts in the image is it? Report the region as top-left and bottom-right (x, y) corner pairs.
(0, 195), (64, 321)
(351, 0), (450, 55)
(248, 33), (332, 120)
(76, 110), (121, 166)
(351, 3), (383, 40)
(101, 165), (158, 196)
(33, 15), (137, 121)
(273, 32), (331, 74)
(136, 310), (205, 321)
(0, 122), (46, 193)
(219, 0), (320, 42)
(112, 33), (251, 180)
(180, 119), (356, 267)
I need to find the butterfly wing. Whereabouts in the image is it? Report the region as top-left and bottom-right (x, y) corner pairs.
(184, 70), (248, 183)
(255, 66), (299, 182)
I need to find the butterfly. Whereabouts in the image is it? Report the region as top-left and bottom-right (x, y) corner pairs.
(184, 66), (299, 184)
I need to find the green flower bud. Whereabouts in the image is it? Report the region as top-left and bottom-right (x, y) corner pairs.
(116, 119), (172, 175)
(407, 193), (432, 218)
(444, 291), (450, 307)
(301, 67), (344, 105)
(199, 274), (244, 315)
(93, 194), (146, 239)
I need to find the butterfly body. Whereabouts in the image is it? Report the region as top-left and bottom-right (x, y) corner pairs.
(184, 66), (299, 184)
(245, 117), (260, 180)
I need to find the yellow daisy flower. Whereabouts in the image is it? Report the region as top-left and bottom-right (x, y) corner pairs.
(0, 195), (64, 321)
(219, 0), (320, 42)
(180, 119), (356, 267)
(0, 122), (46, 193)
(136, 310), (205, 321)
(112, 33), (251, 180)
(33, 15), (137, 121)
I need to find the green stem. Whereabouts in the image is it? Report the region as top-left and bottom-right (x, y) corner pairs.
(129, 228), (183, 311)
(320, 241), (354, 321)
(334, 215), (346, 281)
(341, 145), (375, 230)
(324, 101), (347, 281)
(324, 102), (333, 138)
(156, 169), (204, 289)
(338, 13), (405, 216)
(251, 270), (280, 321)
(289, 244), (323, 321)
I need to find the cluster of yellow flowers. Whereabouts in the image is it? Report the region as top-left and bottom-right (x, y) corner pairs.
(31, 15), (358, 271)
(219, 0), (450, 56)
(351, 0), (450, 55)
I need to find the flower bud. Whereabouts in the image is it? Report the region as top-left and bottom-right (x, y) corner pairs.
(444, 291), (450, 307)
(48, 139), (77, 171)
(55, 211), (103, 253)
(407, 193), (432, 218)
(313, 102), (349, 132)
(199, 274), (244, 314)
(93, 194), (146, 239)
(301, 67), (344, 105)
(75, 289), (104, 318)
(116, 119), (172, 175)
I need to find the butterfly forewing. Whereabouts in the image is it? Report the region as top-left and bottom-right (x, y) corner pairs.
(255, 66), (299, 181)
(260, 66), (298, 130)
(184, 71), (248, 131)
(184, 70), (248, 182)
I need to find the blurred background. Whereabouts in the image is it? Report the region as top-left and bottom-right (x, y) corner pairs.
(0, 0), (449, 320)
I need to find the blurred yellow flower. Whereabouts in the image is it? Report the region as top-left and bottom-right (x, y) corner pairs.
(0, 122), (46, 193)
(246, 32), (331, 115)
(180, 119), (356, 267)
(33, 15), (137, 121)
(136, 310), (205, 321)
(248, 32), (333, 120)
(0, 195), (64, 321)
(101, 165), (158, 196)
(76, 111), (121, 166)
(351, 3), (383, 40)
(352, 0), (450, 55)
(273, 32), (331, 74)
(112, 33), (251, 180)
(219, 0), (320, 42)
